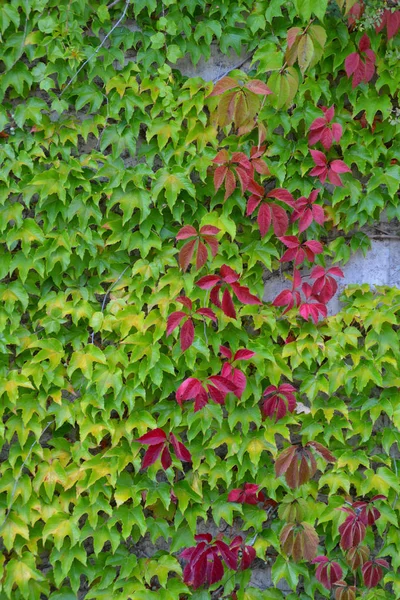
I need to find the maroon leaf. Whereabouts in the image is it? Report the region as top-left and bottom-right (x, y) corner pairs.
(221, 287), (237, 318)
(161, 445), (172, 469)
(200, 225), (220, 235)
(137, 428), (167, 445)
(176, 377), (203, 404)
(362, 559), (389, 588)
(180, 318), (195, 351)
(267, 188), (295, 206)
(176, 225), (197, 239)
(167, 311), (187, 335)
(170, 433), (192, 462)
(179, 238), (197, 271)
(257, 203), (272, 237)
(177, 295), (193, 310)
(231, 283), (262, 305)
(196, 241), (208, 270)
(196, 274), (221, 289)
(313, 556), (343, 590)
(195, 307), (217, 322)
(234, 349), (255, 361)
(141, 443), (165, 469)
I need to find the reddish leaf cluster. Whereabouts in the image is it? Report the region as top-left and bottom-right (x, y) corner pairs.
(375, 9), (400, 40)
(213, 146), (270, 202)
(275, 441), (335, 489)
(308, 106), (343, 150)
(228, 483), (264, 505)
(362, 559), (389, 588)
(313, 556), (343, 590)
(338, 495), (386, 550)
(176, 224), (220, 271)
(345, 34), (376, 88)
(196, 264), (262, 320)
(213, 150), (251, 200)
(309, 149), (351, 186)
(261, 383), (297, 421)
(291, 189), (325, 233)
(247, 184), (294, 237)
(220, 345), (256, 398)
(136, 428), (191, 470)
(176, 374), (238, 412)
(180, 533), (255, 589)
(279, 236), (323, 265)
(273, 265), (344, 323)
(167, 296), (216, 351)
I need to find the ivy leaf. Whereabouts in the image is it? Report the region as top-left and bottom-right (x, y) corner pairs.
(152, 168), (196, 210)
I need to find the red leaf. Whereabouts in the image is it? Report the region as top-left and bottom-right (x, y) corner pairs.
(324, 105), (335, 122)
(332, 122), (343, 142)
(231, 283), (262, 305)
(310, 149), (327, 166)
(195, 274), (220, 289)
(208, 375), (238, 394)
(137, 428), (167, 445)
(179, 239), (197, 271)
(279, 235), (300, 248)
(177, 295), (193, 310)
(221, 287), (237, 318)
(180, 318), (194, 351)
(233, 349), (256, 361)
(209, 76), (238, 96)
(231, 368), (246, 398)
(271, 203), (289, 236)
(176, 225), (197, 239)
(167, 311), (187, 335)
(267, 188), (295, 205)
(202, 235), (218, 257)
(236, 165), (250, 193)
(244, 80), (272, 95)
(176, 377), (203, 403)
(161, 446), (172, 469)
(304, 240), (323, 254)
(247, 194), (263, 216)
(195, 241), (208, 270)
(224, 169), (237, 200)
(345, 52), (360, 77)
(142, 443), (165, 469)
(200, 225), (220, 235)
(257, 203), (272, 237)
(195, 307), (217, 322)
(358, 33), (370, 52)
(170, 433), (192, 462)
(362, 560), (386, 588)
(214, 165), (227, 191)
(330, 159), (351, 173)
(220, 264), (240, 283)
(215, 540), (238, 570)
(320, 128), (333, 150)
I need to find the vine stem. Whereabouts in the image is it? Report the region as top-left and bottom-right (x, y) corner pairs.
(90, 265), (130, 343)
(0, 421), (54, 532)
(60, 0), (131, 97)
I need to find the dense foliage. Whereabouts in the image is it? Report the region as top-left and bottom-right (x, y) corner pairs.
(1, 0), (400, 598)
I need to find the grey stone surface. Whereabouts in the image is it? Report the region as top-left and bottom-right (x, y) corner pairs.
(263, 239), (400, 315)
(174, 45), (252, 82)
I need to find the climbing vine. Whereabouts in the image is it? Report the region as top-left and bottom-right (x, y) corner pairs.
(1, 1), (400, 599)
